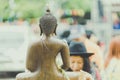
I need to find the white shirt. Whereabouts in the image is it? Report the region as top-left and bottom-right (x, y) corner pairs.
(105, 58), (120, 80)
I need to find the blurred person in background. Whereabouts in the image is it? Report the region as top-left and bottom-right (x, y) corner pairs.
(112, 13), (120, 29)
(68, 27), (103, 80)
(85, 30), (98, 44)
(85, 30), (105, 56)
(67, 41), (94, 80)
(59, 30), (71, 45)
(68, 27), (104, 71)
(104, 35), (120, 68)
(104, 35), (120, 80)
(56, 18), (70, 38)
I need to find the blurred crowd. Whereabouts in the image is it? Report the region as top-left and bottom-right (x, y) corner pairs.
(56, 18), (120, 80)
(0, 11), (120, 80)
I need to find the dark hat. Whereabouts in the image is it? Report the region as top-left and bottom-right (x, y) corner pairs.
(60, 30), (70, 39)
(69, 41), (94, 57)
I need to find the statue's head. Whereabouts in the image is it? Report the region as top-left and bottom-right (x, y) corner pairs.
(39, 9), (57, 35)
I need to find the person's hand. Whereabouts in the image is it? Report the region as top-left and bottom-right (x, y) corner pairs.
(86, 77), (91, 80)
(79, 70), (94, 80)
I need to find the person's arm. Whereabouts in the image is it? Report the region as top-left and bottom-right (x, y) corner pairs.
(26, 44), (38, 72)
(60, 42), (70, 70)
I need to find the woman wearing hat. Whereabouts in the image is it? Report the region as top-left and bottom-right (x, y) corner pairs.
(67, 41), (94, 80)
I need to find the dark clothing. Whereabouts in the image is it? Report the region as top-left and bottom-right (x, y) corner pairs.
(91, 62), (102, 80)
(67, 68), (73, 72)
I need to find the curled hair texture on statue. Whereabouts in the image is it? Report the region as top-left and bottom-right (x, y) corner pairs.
(39, 9), (57, 35)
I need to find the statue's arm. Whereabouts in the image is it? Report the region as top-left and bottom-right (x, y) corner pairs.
(26, 44), (38, 72)
(60, 42), (70, 70)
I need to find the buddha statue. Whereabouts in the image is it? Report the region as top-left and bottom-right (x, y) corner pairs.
(16, 9), (92, 80)
(16, 9), (70, 80)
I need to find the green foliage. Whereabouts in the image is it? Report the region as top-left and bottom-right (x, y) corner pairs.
(0, 0), (47, 21)
(0, 0), (91, 21)
(61, 0), (91, 12)
(0, 0), (9, 19)
(15, 0), (47, 19)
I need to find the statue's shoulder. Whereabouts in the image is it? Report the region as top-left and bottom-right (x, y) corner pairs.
(57, 39), (68, 47)
(28, 40), (41, 48)
(54, 37), (66, 43)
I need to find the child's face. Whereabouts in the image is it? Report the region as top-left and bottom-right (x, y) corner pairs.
(70, 56), (84, 72)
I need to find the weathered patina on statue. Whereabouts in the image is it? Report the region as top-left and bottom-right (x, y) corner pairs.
(16, 9), (70, 80)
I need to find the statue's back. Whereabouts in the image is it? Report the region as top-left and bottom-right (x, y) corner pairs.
(16, 37), (69, 80)
(34, 38), (68, 80)
(16, 8), (70, 80)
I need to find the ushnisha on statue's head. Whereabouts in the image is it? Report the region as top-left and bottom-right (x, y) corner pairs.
(39, 9), (57, 36)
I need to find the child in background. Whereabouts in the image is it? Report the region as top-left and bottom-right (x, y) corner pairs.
(67, 41), (94, 80)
